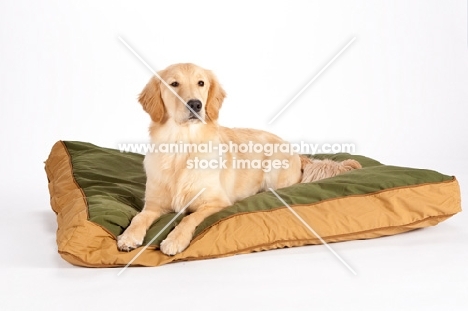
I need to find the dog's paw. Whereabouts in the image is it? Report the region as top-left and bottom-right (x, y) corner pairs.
(341, 159), (362, 170)
(160, 230), (192, 256)
(117, 233), (143, 252)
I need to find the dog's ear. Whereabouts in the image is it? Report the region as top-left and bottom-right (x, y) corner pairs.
(205, 71), (226, 122)
(138, 76), (165, 123)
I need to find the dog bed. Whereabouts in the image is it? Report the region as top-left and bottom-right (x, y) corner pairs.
(44, 141), (461, 267)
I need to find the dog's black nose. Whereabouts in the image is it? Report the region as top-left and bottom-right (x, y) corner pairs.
(187, 99), (202, 113)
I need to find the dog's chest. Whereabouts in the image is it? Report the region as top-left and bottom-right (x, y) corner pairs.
(148, 126), (221, 184)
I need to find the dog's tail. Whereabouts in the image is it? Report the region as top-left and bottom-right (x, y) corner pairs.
(300, 155), (362, 183)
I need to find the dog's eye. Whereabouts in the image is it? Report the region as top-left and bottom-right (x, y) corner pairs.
(198, 81), (204, 87)
(170, 81), (179, 87)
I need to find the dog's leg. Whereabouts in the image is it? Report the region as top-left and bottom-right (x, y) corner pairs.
(117, 207), (164, 252)
(160, 199), (230, 255)
(300, 157), (362, 183)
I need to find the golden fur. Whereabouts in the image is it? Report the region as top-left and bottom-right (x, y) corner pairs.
(117, 63), (361, 255)
(301, 158), (362, 183)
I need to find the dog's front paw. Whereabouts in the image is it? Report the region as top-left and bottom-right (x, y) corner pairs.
(160, 230), (192, 256)
(117, 232), (143, 252)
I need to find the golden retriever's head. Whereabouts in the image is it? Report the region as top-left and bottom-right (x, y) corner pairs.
(138, 63), (226, 124)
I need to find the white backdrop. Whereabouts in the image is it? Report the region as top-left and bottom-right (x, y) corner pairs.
(1, 1), (467, 310)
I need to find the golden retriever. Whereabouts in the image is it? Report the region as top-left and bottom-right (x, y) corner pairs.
(117, 63), (361, 255)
